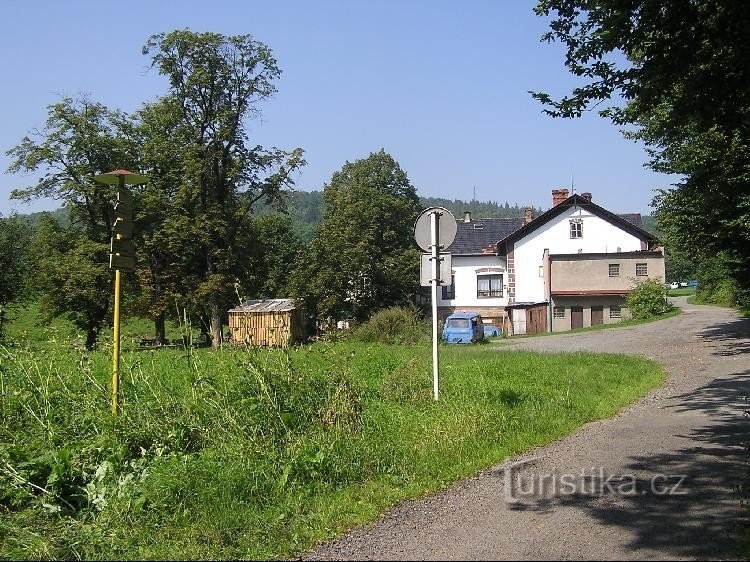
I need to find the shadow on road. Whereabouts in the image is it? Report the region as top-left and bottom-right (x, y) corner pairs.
(503, 373), (750, 559)
(701, 315), (750, 356)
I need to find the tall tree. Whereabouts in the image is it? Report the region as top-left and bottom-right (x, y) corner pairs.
(291, 149), (421, 322)
(25, 214), (112, 348)
(6, 97), (138, 348)
(130, 97), (189, 345)
(0, 215), (33, 339)
(531, 1), (750, 302)
(241, 213), (302, 300)
(142, 30), (305, 348)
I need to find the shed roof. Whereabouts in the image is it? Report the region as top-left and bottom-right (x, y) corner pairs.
(229, 299), (296, 313)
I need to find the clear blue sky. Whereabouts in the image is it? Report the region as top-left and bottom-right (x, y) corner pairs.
(0, 0), (678, 216)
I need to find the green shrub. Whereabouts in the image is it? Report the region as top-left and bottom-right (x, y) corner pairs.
(694, 278), (737, 307)
(626, 277), (673, 319)
(352, 306), (427, 345)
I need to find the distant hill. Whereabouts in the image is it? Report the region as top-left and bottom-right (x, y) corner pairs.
(254, 191), (545, 242)
(640, 215), (662, 238)
(15, 206), (71, 227)
(12, 191), (661, 243)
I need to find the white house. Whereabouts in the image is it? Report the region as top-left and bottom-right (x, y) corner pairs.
(438, 190), (665, 334)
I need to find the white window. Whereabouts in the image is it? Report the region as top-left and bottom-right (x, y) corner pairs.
(570, 219), (583, 239)
(610, 305), (622, 319)
(609, 263), (620, 277)
(554, 307), (565, 318)
(477, 274), (503, 298)
(636, 263), (648, 276)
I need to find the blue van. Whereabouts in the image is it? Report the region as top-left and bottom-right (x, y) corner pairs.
(442, 312), (485, 344)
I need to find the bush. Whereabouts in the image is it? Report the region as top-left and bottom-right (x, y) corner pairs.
(352, 306), (427, 345)
(626, 278), (673, 319)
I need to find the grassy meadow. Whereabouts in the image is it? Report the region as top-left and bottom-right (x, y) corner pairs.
(0, 306), (665, 559)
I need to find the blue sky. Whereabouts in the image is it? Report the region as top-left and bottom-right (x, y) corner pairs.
(0, 0), (678, 216)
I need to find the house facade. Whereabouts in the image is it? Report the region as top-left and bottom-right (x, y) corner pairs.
(436, 214), (525, 333)
(438, 189), (665, 334)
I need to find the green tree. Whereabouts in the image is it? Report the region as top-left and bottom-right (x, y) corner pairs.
(664, 246), (696, 285)
(532, 1), (750, 303)
(292, 149), (421, 322)
(242, 214), (301, 300)
(142, 30), (305, 348)
(0, 215), (34, 339)
(129, 97), (190, 345)
(6, 97), (138, 348)
(27, 214), (112, 348)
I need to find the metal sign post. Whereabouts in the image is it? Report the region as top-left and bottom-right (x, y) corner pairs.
(430, 210), (440, 401)
(94, 169), (148, 416)
(414, 207), (457, 401)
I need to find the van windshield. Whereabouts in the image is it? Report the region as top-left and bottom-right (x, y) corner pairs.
(447, 318), (470, 329)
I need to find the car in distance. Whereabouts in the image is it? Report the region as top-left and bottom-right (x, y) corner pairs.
(442, 312), (485, 344)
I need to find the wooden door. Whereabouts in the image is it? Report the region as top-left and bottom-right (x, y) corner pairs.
(591, 306), (603, 326)
(571, 306), (584, 329)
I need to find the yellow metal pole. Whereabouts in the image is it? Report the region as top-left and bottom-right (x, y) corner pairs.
(111, 174), (125, 416)
(112, 268), (121, 416)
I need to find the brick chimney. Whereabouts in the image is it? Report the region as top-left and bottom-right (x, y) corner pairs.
(524, 207), (533, 224)
(580, 192), (592, 202)
(552, 188), (569, 206)
(463, 210), (471, 223)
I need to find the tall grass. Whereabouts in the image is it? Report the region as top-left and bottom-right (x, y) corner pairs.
(0, 341), (663, 559)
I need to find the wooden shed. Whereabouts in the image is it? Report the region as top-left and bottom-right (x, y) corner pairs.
(228, 299), (305, 347)
(506, 301), (548, 336)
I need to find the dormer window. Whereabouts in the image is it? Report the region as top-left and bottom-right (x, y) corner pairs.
(473, 223), (484, 230)
(570, 218), (583, 239)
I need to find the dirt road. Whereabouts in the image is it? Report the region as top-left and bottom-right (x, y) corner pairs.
(305, 298), (750, 560)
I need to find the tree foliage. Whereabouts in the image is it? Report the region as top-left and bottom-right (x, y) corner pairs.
(142, 30), (305, 347)
(5, 97), (138, 348)
(25, 214), (112, 348)
(292, 150), (421, 322)
(532, 0), (750, 303)
(626, 277), (671, 319)
(0, 215), (33, 340)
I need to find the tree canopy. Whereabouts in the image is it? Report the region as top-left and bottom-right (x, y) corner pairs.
(532, 0), (750, 302)
(142, 30), (305, 347)
(292, 150), (421, 322)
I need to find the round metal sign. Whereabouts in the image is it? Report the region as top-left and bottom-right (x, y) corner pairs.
(413, 207), (457, 251)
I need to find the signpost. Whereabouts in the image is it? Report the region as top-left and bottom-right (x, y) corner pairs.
(94, 169), (148, 416)
(414, 207), (457, 400)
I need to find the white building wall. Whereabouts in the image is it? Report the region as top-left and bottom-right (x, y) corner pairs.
(513, 207), (644, 302)
(437, 254), (509, 308)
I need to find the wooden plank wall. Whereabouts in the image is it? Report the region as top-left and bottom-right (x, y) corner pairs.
(228, 310), (295, 347)
(525, 305), (548, 335)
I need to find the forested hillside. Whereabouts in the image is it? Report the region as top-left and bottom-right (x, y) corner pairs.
(12, 191), (657, 243)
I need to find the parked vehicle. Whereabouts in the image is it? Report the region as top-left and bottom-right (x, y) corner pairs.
(483, 324), (502, 338)
(669, 282), (680, 290)
(442, 312), (485, 344)
(686, 280), (699, 288)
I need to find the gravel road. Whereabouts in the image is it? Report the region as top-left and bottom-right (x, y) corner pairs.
(304, 297), (750, 560)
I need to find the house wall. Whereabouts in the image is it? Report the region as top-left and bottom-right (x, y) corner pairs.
(437, 254), (509, 327)
(513, 206), (645, 303)
(551, 295), (631, 332)
(551, 253), (666, 293)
